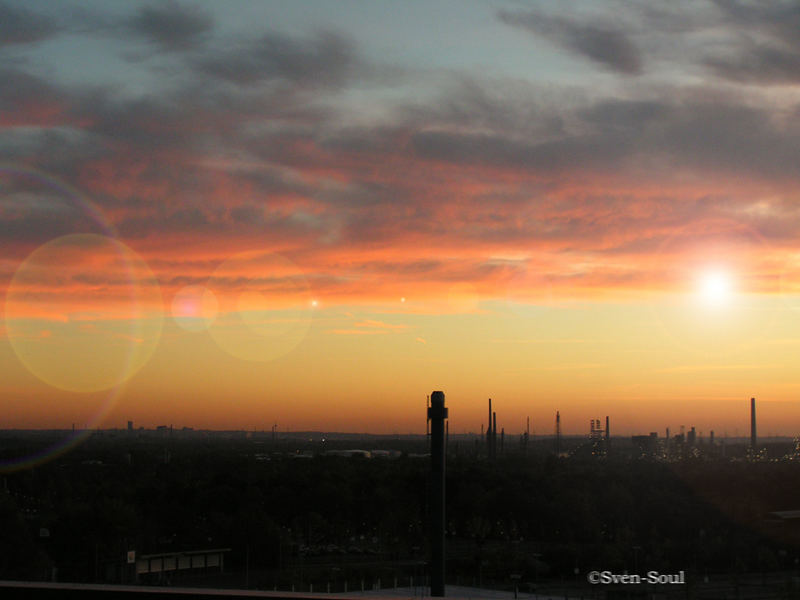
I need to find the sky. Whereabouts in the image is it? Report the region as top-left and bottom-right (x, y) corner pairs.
(3, 0), (800, 436)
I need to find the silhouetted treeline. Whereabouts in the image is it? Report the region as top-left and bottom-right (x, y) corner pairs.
(1, 432), (799, 589)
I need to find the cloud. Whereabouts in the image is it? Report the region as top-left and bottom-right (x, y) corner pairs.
(327, 329), (387, 336)
(496, 2), (800, 86)
(196, 30), (357, 87)
(700, 1), (800, 84)
(408, 88), (800, 182)
(498, 9), (643, 75)
(129, 0), (213, 51)
(354, 320), (407, 330)
(703, 40), (800, 85)
(0, 2), (60, 47)
(5, 9), (800, 306)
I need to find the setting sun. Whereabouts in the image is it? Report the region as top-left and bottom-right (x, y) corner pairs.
(698, 270), (734, 307)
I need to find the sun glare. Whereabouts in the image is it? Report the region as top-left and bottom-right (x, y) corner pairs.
(698, 270), (733, 307)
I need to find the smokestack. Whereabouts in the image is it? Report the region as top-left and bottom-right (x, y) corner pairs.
(525, 417), (530, 455)
(555, 411), (561, 455)
(750, 397), (757, 450)
(492, 412), (497, 460)
(487, 398), (492, 456)
(428, 391), (448, 597)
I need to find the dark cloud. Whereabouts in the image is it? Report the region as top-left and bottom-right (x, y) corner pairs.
(0, 2), (60, 47)
(397, 77), (567, 140)
(404, 86), (800, 182)
(117, 206), (221, 238)
(0, 67), (57, 110)
(498, 9), (643, 75)
(703, 40), (800, 85)
(496, 2), (800, 85)
(410, 129), (630, 173)
(196, 30), (357, 87)
(0, 173), (106, 259)
(129, 0), (213, 51)
(712, 0), (800, 44)
(703, 1), (800, 84)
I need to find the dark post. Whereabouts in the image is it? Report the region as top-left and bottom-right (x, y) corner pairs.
(487, 398), (492, 456)
(428, 391), (448, 597)
(555, 411), (561, 455)
(492, 412), (497, 460)
(750, 397), (757, 450)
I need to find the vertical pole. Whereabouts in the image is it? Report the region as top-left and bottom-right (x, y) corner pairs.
(750, 397), (757, 450)
(555, 411), (561, 455)
(487, 399), (492, 457)
(427, 395), (431, 437)
(428, 391), (448, 597)
(492, 412), (497, 460)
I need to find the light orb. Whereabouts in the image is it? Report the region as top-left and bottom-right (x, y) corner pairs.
(698, 270), (733, 307)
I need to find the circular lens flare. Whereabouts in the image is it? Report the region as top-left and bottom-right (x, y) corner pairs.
(207, 251), (313, 362)
(172, 285), (218, 332)
(4, 234), (163, 393)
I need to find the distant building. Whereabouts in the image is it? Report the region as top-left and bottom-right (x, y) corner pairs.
(122, 548), (231, 584)
(632, 432), (658, 455)
(687, 427), (696, 446)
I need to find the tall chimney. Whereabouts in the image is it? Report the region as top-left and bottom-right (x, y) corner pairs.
(750, 397), (757, 450)
(487, 398), (492, 456)
(428, 391), (448, 597)
(492, 412), (497, 460)
(555, 411), (561, 455)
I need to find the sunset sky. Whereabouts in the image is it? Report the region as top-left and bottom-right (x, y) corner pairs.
(3, 1), (800, 437)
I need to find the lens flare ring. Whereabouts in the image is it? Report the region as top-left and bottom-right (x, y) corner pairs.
(1, 167), (163, 472)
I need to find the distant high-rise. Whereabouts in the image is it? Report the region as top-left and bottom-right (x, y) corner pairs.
(127, 420), (133, 432)
(751, 397), (757, 450)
